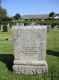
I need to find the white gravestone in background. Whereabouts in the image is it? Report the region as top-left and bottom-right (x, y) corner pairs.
(12, 26), (48, 74)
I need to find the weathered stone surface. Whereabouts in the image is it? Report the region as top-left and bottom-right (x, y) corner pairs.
(12, 25), (48, 74)
(47, 25), (51, 32)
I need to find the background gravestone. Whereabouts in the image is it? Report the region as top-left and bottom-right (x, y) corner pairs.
(20, 23), (24, 26)
(30, 22), (35, 26)
(47, 25), (51, 32)
(58, 24), (59, 28)
(3, 24), (8, 32)
(12, 25), (48, 74)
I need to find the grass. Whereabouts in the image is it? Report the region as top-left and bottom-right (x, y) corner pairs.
(0, 29), (13, 54)
(0, 28), (59, 80)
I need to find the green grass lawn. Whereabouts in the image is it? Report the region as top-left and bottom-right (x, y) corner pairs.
(0, 28), (59, 80)
(0, 29), (13, 54)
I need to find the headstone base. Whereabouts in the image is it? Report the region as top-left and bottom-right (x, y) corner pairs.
(13, 60), (48, 74)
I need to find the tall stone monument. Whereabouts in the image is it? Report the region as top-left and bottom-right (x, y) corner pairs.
(12, 25), (48, 74)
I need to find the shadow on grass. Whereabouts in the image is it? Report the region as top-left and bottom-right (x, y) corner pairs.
(47, 50), (59, 57)
(0, 54), (14, 71)
(0, 50), (59, 72)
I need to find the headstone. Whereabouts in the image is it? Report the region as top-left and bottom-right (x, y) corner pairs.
(24, 23), (27, 26)
(20, 23), (24, 26)
(58, 24), (59, 28)
(7, 23), (10, 31)
(3, 24), (8, 32)
(1, 24), (3, 31)
(9, 22), (12, 28)
(16, 23), (19, 26)
(30, 22), (35, 26)
(54, 25), (58, 28)
(7, 23), (10, 28)
(12, 25), (48, 74)
(51, 24), (54, 28)
(47, 25), (51, 32)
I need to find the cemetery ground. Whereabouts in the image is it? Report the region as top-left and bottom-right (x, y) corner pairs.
(0, 28), (59, 80)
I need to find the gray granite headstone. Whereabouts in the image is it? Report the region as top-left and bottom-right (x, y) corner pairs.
(20, 23), (24, 26)
(54, 25), (58, 28)
(47, 25), (51, 32)
(30, 22), (35, 26)
(16, 23), (19, 26)
(12, 25), (48, 74)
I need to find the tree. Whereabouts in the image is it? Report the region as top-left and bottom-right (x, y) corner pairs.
(0, 0), (7, 26)
(13, 13), (22, 20)
(0, 0), (2, 8)
(0, 7), (7, 25)
(49, 12), (55, 19)
(0, 8), (7, 18)
(0, 7), (10, 32)
(2, 16), (12, 22)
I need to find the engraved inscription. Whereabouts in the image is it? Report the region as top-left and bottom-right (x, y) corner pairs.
(21, 47), (39, 54)
(17, 30), (41, 55)
(13, 26), (47, 61)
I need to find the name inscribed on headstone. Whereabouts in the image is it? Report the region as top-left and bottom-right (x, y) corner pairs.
(13, 26), (46, 61)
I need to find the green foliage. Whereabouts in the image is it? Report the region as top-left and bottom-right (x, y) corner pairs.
(49, 12), (55, 19)
(0, 7), (7, 25)
(2, 17), (12, 23)
(0, 8), (12, 25)
(13, 13), (22, 20)
(0, 8), (7, 17)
